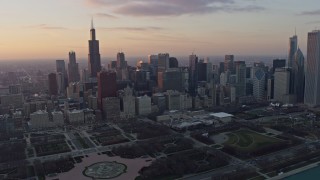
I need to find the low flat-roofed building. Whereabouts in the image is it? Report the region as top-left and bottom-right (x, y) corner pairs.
(209, 112), (233, 123)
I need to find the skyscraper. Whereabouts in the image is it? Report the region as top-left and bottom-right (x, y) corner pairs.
(158, 53), (170, 72)
(288, 35), (298, 68)
(56, 60), (67, 91)
(224, 55), (234, 73)
(293, 48), (305, 103)
(253, 63), (266, 100)
(189, 54), (198, 96)
(97, 71), (117, 109)
(304, 30), (320, 107)
(272, 59), (286, 74)
(56, 60), (66, 74)
(88, 20), (101, 78)
(68, 51), (80, 83)
(274, 68), (293, 103)
(48, 73), (58, 96)
(117, 52), (127, 69)
(234, 61), (246, 97)
(169, 57), (179, 68)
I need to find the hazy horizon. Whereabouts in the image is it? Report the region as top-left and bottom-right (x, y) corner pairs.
(0, 0), (319, 59)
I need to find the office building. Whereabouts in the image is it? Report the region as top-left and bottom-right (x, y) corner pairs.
(48, 73), (58, 96)
(224, 55), (234, 73)
(158, 69), (183, 92)
(135, 95), (151, 115)
(29, 110), (54, 129)
(56, 72), (65, 94)
(164, 90), (182, 110)
(288, 35), (298, 68)
(293, 48), (305, 103)
(102, 97), (120, 121)
(117, 52), (127, 69)
(197, 61), (212, 82)
(9, 84), (21, 94)
(253, 63), (266, 100)
(68, 51), (80, 83)
(304, 30), (320, 107)
(158, 53), (170, 72)
(148, 55), (159, 81)
(234, 61), (246, 97)
(169, 57), (179, 68)
(66, 109), (84, 124)
(119, 86), (135, 119)
(97, 71), (117, 109)
(272, 59), (286, 74)
(88, 20), (101, 77)
(56, 60), (66, 74)
(189, 54), (198, 96)
(274, 68), (295, 103)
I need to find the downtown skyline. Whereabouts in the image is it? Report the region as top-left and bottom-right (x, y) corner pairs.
(0, 0), (320, 60)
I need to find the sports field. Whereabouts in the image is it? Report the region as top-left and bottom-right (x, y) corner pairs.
(224, 129), (284, 153)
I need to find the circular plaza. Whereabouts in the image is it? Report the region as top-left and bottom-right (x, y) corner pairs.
(83, 161), (127, 179)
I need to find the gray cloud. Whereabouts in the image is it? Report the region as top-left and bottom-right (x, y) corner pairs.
(101, 26), (164, 31)
(306, 20), (320, 24)
(86, 0), (264, 17)
(26, 24), (67, 30)
(299, 9), (320, 16)
(95, 13), (118, 19)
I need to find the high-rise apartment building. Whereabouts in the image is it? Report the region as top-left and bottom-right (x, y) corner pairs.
(304, 30), (320, 107)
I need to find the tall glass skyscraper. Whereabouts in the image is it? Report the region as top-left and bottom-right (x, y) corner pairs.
(88, 20), (101, 78)
(293, 48), (305, 103)
(304, 30), (320, 107)
(288, 35), (298, 68)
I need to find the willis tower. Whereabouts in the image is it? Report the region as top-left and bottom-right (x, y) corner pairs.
(88, 19), (101, 78)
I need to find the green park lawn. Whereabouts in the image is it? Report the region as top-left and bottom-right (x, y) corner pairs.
(224, 129), (284, 153)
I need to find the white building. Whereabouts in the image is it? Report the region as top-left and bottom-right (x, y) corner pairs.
(135, 95), (151, 115)
(164, 90), (181, 111)
(52, 111), (64, 126)
(0, 94), (24, 108)
(88, 95), (98, 110)
(210, 112), (233, 123)
(119, 86), (135, 119)
(66, 109), (84, 124)
(102, 97), (120, 121)
(29, 110), (54, 129)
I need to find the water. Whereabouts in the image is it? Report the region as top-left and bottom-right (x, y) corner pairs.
(285, 165), (320, 180)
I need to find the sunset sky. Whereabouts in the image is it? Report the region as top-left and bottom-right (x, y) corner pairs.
(0, 0), (319, 60)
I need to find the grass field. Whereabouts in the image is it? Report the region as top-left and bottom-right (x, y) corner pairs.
(224, 129), (284, 153)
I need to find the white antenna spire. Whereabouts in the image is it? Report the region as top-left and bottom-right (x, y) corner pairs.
(91, 17), (94, 29)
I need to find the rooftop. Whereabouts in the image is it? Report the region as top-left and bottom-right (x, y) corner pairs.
(210, 112), (233, 118)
